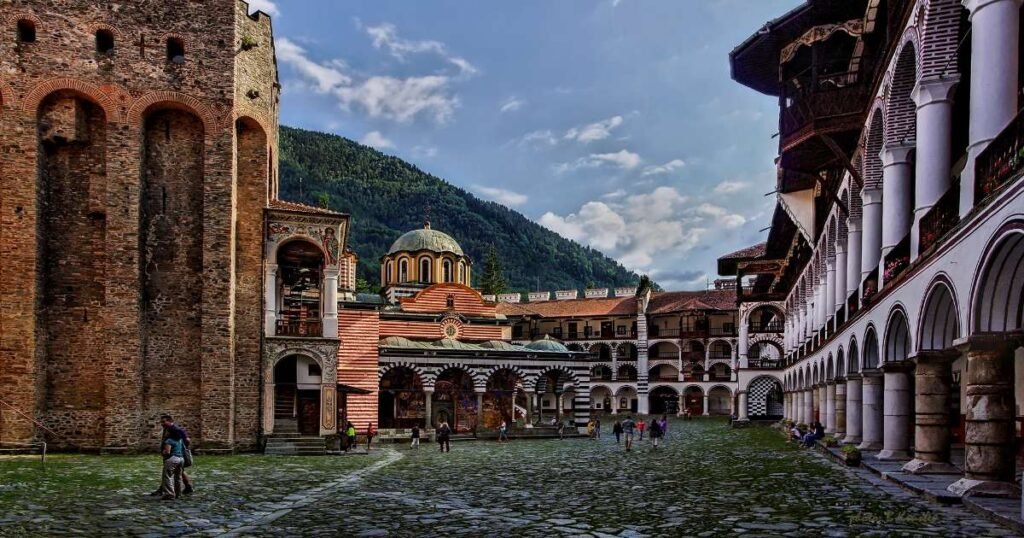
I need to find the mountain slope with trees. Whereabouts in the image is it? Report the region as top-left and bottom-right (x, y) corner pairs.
(277, 126), (643, 293)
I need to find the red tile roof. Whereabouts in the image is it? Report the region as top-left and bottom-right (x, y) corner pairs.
(719, 242), (767, 261)
(496, 296), (637, 318)
(647, 289), (736, 313)
(269, 199), (348, 216)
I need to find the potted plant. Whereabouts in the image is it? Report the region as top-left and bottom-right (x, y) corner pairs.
(822, 435), (838, 447)
(841, 444), (861, 466)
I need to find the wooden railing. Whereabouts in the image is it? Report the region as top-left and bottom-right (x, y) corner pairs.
(748, 358), (784, 370)
(749, 321), (784, 333)
(276, 319), (323, 337)
(919, 180), (961, 254)
(882, 235), (910, 286)
(976, 109), (1024, 204)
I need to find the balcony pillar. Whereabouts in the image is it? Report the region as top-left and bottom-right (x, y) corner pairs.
(323, 268), (339, 338)
(948, 335), (1018, 497)
(825, 259), (836, 327)
(880, 144), (915, 273)
(835, 245), (847, 315)
(911, 76), (960, 261)
(844, 374), (863, 444)
(424, 389), (434, 428)
(904, 350), (960, 474)
(846, 220), (862, 299)
(859, 369), (884, 450)
(835, 381), (847, 439)
(861, 188), (883, 285)
(264, 263), (278, 335)
(702, 393), (709, 416)
(825, 381), (836, 434)
(960, 0), (1023, 215)
(731, 345), (738, 381)
(877, 361), (914, 460)
(812, 384), (821, 424)
(738, 391), (749, 421)
(738, 322), (749, 368)
(803, 389), (813, 426)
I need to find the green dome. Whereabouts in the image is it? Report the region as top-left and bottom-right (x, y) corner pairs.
(524, 336), (569, 353)
(388, 224), (464, 256)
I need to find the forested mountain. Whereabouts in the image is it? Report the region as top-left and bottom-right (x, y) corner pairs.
(277, 126), (643, 293)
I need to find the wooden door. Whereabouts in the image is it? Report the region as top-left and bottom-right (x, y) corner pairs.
(298, 390), (321, 435)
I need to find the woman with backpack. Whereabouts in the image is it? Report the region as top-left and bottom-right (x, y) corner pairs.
(437, 421), (451, 452)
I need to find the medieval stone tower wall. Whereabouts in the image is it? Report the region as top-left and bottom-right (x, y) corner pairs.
(0, 0), (278, 451)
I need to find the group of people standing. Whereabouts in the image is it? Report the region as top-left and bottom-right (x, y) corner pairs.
(611, 415), (669, 450)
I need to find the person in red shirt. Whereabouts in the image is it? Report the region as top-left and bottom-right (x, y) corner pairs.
(366, 422), (377, 451)
(637, 418), (646, 440)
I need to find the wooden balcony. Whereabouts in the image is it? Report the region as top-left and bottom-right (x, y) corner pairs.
(882, 235), (910, 288)
(779, 73), (871, 153)
(276, 319), (323, 337)
(919, 181), (961, 255)
(749, 321), (784, 333)
(976, 109), (1024, 204)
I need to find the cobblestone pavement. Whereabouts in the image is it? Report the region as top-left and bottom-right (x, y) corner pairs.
(0, 419), (1020, 537)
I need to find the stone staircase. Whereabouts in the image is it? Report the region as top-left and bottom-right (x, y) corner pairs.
(264, 419), (326, 456)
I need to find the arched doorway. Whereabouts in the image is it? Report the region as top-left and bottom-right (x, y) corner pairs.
(615, 386), (638, 414)
(747, 376), (783, 419)
(433, 368), (477, 433)
(708, 386), (732, 415)
(649, 386), (680, 415)
(379, 367), (424, 429)
(484, 369), (525, 429)
(682, 386), (704, 416)
(274, 355), (323, 435)
(590, 386), (613, 414)
(617, 364), (638, 381)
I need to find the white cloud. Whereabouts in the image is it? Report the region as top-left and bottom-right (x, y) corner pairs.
(641, 158), (686, 176)
(366, 23), (478, 76)
(360, 131), (394, 150)
(412, 145), (438, 158)
(601, 189), (627, 200)
(275, 38), (351, 92)
(558, 149), (641, 173)
(335, 75), (459, 124)
(696, 203), (747, 229)
(564, 115), (625, 143)
(713, 180), (749, 194)
(473, 185), (529, 207)
(247, 0), (279, 17)
(516, 129), (558, 148)
(538, 186), (704, 273)
(500, 97), (525, 113)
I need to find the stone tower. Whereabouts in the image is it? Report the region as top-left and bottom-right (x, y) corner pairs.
(0, 0), (279, 452)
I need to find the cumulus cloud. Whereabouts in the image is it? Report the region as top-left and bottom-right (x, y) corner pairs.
(360, 131), (394, 150)
(514, 129), (558, 148)
(473, 185), (529, 207)
(696, 203), (747, 229)
(247, 0), (280, 17)
(276, 38), (460, 124)
(564, 115), (625, 143)
(557, 149), (642, 173)
(538, 186), (704, 272)
(642, 158), (686, 176)
(366, 23), (478, 76)
(713, 180), (749, 194)
(500, 97), (525, 113)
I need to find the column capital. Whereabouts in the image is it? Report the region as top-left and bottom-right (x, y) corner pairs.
(910, 349), (960, 364)
(963, 0), (1024, 18)
(860, 367), (883, 378)
(953, 332), (1024, 353)
(861, 187), (883, 205)
(912, 75), (961, 108)
(846, 372), (862, 381)
(880, 143), (916, 168)
(881, 360), (915, 373)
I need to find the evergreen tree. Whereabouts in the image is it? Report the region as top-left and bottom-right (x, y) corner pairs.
(480, 244), (508, 295)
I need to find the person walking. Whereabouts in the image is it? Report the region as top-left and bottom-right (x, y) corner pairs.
(637, 417), (646, 440)
(586, 419), (595, 439)
(410, 424), (421, 449)
(345, 422), (357, 453)
(150, 415), (194, 497)
(613, 420), (623, 444)
(649, 418), (662, 449)
(366, 422), (376, 451)
(437, 421), (452, 452)
(659, 415), (668, 440)
(498, 420), (509, 443)
(595, 418), (602, 440)
(558, 419), (566, 440)
(622, 416), (636, 451)
(159, 427), (186, 500)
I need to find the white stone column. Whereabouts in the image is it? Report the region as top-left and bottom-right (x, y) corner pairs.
(961, 0), (1023, 215)
(845, 374), (863, 444)
(835, 245), (847, 314)
(803, 389), (813, 426)
(323, 268), (339, 338)
(825, 382), (837, 434)
(703, 348), (710, 382)
(424, 389), (434, 427)
(264, 263), (279, 335)
(911, 76), (960, 260)
(738, 392), (749, 421)
(878, 362), (914, 460)
(835, 381), (847, 439)
(738, 322), (749, 368)
(702, 393), (709, 416)
(825, 259), (837, 325)
(859, 370), (884, 450)
(731, 345), (738, 381)
(880, 144), (915, 266)
(861, 188), (883, 283)
(846, 220), (862, 299)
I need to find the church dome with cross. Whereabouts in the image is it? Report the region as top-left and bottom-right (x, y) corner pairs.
(380, 222), (473, 289)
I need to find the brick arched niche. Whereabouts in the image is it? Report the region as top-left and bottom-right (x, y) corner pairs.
(233, 117), (269, 447)
(262, 340), (339, 436)
(138, 102), (206, 432)
(35, 89), (111, 445)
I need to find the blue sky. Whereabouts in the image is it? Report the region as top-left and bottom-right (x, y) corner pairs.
(252, 0), (801, 290)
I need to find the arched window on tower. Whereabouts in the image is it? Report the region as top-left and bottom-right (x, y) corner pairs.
(442, 259), (453, 283)
(95, 29), (114, 54)
(385, 260), (393, 284)
(17, 19), (36, 43)
(399, 259), (409, 283)
(166, 37), (185, 63)
(419, 257), (432, 283)
(458, 261), (465, 284)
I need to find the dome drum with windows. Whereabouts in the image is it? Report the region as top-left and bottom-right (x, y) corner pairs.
(380, 223), (472, 288)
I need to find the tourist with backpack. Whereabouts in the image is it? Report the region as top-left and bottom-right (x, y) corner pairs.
(437, 421), (452, 452)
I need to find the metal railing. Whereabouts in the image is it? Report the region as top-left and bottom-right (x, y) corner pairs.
(976, 108), (1024, 204)
(749, 321), (784, 333)
(919, 180), (961, 254)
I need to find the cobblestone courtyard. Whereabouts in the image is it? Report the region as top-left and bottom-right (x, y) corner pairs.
(0, 419), (1019, 537)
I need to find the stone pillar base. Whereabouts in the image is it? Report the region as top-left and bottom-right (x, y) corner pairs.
(875, 449), (913, 461)
(858, 440), (882, 451)
(842, 436), (861, 445)
(947, 477), (1021, 498)
(902, 458), (961, 475)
